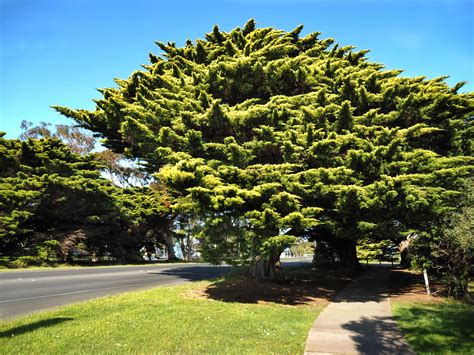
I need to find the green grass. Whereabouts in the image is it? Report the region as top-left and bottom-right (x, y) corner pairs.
(392, 301), (474, 354)
(0, 281), (322, 354)
(0, 260), (197, 272)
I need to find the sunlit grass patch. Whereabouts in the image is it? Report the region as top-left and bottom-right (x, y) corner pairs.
(392, 301), (474, 354)
(0, 280), (322, 354)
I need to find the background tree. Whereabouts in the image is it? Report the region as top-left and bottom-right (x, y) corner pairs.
(0, 133), (170, 265)
(410, 178), (473, 299)
(94, 149), (149, 187)
(54, 20), (473, 278)
(174, 213), (202, 261)
(290, 239), (314, 257)
(19, 120), (54, 140)
(356, 238), (397, 264)
(20, 120), (96, 155)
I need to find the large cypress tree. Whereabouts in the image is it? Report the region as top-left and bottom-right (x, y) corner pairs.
(55, 20), (473, 277)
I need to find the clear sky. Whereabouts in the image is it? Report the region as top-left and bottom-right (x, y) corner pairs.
(1, 0), (473, 138)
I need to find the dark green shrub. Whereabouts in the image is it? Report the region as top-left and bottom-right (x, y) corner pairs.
(411, 179), (473, 299)
(33, 240), (61, 264)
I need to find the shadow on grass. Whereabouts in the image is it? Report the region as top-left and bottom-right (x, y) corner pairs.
(389, 269), (429, 295)
(330, 266), (445, 304)
(0, 317), (73, 338)
(341, 315), (414, 354)
(393, 303), (474, 353)
(201, 267), (355, 306)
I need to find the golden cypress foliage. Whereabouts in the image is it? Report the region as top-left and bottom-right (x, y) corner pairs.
(54, 20), (474, 272)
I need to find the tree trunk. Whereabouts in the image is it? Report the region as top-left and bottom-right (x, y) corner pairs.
(179, 239), (187, 260)
(163, 233), (177, 260)
(186, 234), (191, 261)
(313, 240), (338, 267)
(399, 240), (410, 268)
(250, 254), (284, 281)
(332, 238), (363, 270)
(308, 228), (362, 270)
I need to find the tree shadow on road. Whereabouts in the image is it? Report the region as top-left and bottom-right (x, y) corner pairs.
(331, 269), (389, 303)
(0, 317), (73, 338)
(148, 266), (231, 281)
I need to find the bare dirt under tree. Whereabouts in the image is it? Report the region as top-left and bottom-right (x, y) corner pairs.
(184, 266), (445, 306)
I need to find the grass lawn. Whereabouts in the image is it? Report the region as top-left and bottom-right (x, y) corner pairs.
(390, 270), (474, 353)
(392, 301), (474, 353)
(0, 279), (324, 354)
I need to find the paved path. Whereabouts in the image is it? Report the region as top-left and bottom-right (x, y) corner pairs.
(304, 269), (414, 354)
(0, 263), (229, 320)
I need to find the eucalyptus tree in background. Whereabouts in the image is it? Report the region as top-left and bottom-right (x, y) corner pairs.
(20, 120), (96, 155)
(55, 20), (473, 278)
(20, 120), (150, 188)
(94, 149), (150, 187)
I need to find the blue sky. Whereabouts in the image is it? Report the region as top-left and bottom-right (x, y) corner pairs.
(1, 0), (473, 138)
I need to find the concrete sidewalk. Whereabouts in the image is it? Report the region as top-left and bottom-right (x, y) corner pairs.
(304, 269), (414, 354)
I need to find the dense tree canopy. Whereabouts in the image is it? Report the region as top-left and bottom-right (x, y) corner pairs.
(0, 133), (170, 264)
(55, 20), (473, 277)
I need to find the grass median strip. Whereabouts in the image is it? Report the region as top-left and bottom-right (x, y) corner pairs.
(0, 279), (324, 354)
(0, 260), (197, 272)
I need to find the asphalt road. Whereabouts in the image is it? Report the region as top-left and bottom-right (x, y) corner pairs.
(0, 263), (230, 320)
